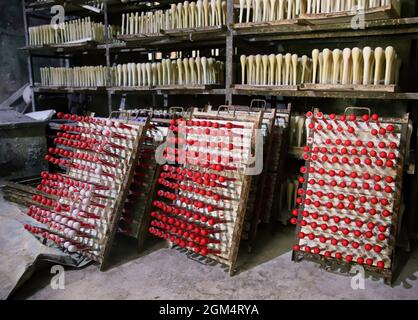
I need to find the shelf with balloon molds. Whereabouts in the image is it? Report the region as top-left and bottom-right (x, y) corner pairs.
(231, 17), (418, 41)
(231, 85), (418, 100)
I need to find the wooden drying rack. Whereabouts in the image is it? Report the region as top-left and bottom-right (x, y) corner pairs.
(291, 108), (410, 285)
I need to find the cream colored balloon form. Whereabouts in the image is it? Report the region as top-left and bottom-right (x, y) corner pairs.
(195, 57), (202, 84)
(384, 46), (395, 86)
(248, 55), (254, 85)
(240, 55), (247, 84)
(276, 54), (283, 85)
(351, 47), (361, 85)
(203, 0), (209, 27)
(332, 49), (342, 85)
(268, 54), (276, 85)
(239, 0), (245, 23)
(304, 0), (390, 15)
(183, 58), (190, 84)
(30, 17), (116, 46)
(341, 48), (351, 85)
(260, 55), (268, 85)
(255, 54), (262, 85)
(362, 46), (374, 85)
(311, 49), (319, 84)
(374, 47), (384, 85)
(284, 53), (292, 85)
(40, 66), (112, 87)
(189, 57), (196, 84)
(246, 0), (252, 22)
(216, 0), (222, 26)
(291, 54), (298, 86)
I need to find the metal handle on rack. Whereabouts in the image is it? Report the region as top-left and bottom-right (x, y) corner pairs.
(217, 105), (233, 116)
(169, 107), (184, 117)
(344, 107), (371, 117)
(109, 111), (123, 120)
(250, 99), (267, 110)
(185, 107), (194, 117)
(234, 105), (251, 114)
(110, 110), (133, 121)
(233, 105), (252, 113)
(129, 109), (140, 120)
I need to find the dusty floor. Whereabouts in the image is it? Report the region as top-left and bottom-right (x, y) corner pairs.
(2, 195), (418, 300)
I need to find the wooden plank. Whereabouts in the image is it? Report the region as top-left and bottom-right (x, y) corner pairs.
(234, 84), (298, 91)
(233, 17), (418, 40)
(228, 110), (264, 274)
(300, 83), (398, 93)
(155, 84), (222, 90)
(164, 25), (226, 36)
(32, 86), (106, 93)
(117, 33), (165, 42)
(100, 117), (150, 270)
(232, 19), (307, 30)
(291, 110), (409, 284)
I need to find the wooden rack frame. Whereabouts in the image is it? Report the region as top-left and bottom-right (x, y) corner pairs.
(116, 115), (166, 252)
(205, 102), (291, 252)
(21, 115), (150, 270)
(190, 108), (264, 274)
(291, 109), (410, 285)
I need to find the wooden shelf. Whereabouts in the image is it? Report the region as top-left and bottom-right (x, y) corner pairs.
(32, 86), (107, 93)
(23, 0), (418, 113)
(25, 0), (108, 14)
(114, 26), (226, 50)
(231, 85), (418, 100)
(108, 85), (225, 95)
(25, 0), (193, 14)
(20, 40), (106, 55)
(232, 17), (418, 41)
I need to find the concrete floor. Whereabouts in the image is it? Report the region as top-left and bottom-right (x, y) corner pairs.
(2, 195), (418, 300)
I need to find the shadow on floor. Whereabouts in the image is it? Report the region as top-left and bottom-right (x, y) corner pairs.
(9, 234), (166, 300)
(236, 223), (295, 275)
(391, 246), (418, 289)
(105, 234), (167, 270)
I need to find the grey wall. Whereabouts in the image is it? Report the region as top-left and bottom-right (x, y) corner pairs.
(0, 1), (27, 104)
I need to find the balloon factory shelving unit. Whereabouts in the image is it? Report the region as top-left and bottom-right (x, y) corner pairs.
(21, 0), (418, 280)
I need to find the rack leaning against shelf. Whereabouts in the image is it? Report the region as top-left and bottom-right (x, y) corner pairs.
(148, 106), (263, 275)
(290, 108), (411, 285)
(23, 112), (149, 271)
(116, 108), (182, 252)
(206, 100), (291, 251)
